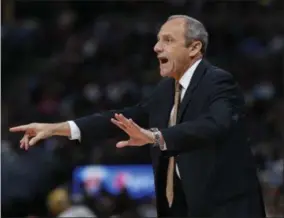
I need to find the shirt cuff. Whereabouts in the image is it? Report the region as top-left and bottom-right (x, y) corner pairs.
(161, 141), (167, 150)
(67, 121), (81, 141)
(158, 131), (167, 151)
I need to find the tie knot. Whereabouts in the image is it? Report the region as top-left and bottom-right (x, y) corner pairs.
(175, 81), (181, 93)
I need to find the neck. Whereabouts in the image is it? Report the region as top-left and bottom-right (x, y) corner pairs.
(174, 55), (202, 81)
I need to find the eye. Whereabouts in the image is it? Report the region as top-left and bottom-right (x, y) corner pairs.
(165, 37), (173, 43)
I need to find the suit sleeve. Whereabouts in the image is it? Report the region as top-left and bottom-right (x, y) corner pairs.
(73, 102), (149, 144)
(72, 78), (169, 144)
(160, 71), (245, 152)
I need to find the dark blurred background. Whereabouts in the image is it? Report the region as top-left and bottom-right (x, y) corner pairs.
(1, 0), (284, 217)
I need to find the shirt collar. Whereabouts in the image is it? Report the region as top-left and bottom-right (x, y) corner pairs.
(179, 59), (202, 90)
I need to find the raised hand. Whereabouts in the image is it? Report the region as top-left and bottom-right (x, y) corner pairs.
(111, 113), (154, 148)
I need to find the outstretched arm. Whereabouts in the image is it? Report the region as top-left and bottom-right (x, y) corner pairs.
(9, 78), (170, 150)
(9, 103), (149, 150)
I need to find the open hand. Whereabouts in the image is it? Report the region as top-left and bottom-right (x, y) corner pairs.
(111, 113), (154, 148)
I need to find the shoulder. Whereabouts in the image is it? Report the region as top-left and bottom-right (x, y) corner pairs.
(205, 63), (235, 83)
(202, 61), (243, 95)
(203, 62), (244, 102)
(198, 62), (238, 92)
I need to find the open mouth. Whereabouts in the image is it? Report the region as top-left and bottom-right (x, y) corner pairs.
(159, 57), (169, 64)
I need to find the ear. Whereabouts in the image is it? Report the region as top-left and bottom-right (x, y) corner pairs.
(188, 41), (202, 57)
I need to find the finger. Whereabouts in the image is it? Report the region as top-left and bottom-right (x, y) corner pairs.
(112, 117), (139, 137)
(111, 118), (126, 129)
(24, 134), (31, 150)
(111, 118), (130, 133)
(21, 134), (30, 150)
(123, 119), (142, 136)
(10, 125), (30, 132)
(20, 137), (24, 149)
(115, 113), (127, 124)
(115, 114), (131, 128)
(20, 134), (27, 149)
(118, 115), (139, 133)
(116, 140), (130, 148)
(129, 119), (141, 131)
(20, 141), (25, 149)
(29, 132), (44, 146)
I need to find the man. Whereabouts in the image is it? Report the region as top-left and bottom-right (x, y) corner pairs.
(10, 15), (266, 217)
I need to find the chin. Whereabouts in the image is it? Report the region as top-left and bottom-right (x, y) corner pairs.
(160, 70), (174, 78)
(159, 63), (175, 78)
(160, 71), (167, 77)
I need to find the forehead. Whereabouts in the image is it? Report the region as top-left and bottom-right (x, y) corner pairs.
(157, 18), (186, 39)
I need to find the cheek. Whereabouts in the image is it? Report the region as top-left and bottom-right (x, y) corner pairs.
(168, 47), (186, 68)
(176, 51), (188, 64)
(171, 54), (182, 67)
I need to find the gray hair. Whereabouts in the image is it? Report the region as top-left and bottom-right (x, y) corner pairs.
(167, 15), (208, 54)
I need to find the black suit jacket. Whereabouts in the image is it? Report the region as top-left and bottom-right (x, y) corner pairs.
(74, 60), (265, 217)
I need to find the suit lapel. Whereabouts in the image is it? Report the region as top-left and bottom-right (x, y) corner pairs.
(177, 60), (210, 123)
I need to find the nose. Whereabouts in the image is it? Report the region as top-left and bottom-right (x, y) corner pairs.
(154, 41), (163, 54)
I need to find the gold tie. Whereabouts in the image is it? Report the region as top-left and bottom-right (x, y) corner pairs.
(166, 81), (181, 207)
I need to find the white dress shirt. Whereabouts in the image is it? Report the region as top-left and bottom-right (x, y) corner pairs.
(68, 59), (202, 176)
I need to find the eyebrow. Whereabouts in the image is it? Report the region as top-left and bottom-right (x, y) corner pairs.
(157, 33), (173, 40)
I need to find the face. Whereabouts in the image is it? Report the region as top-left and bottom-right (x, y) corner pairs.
(154, 18), (201, 79)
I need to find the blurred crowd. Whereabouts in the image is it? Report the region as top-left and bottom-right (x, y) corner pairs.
(2, 0), (284, 217)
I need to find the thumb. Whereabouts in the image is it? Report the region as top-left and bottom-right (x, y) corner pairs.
(29, 132), (45, 146)
(116, 140), (130, 148)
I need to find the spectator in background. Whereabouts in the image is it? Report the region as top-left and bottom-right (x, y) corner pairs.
(47, 187), (71, 216)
